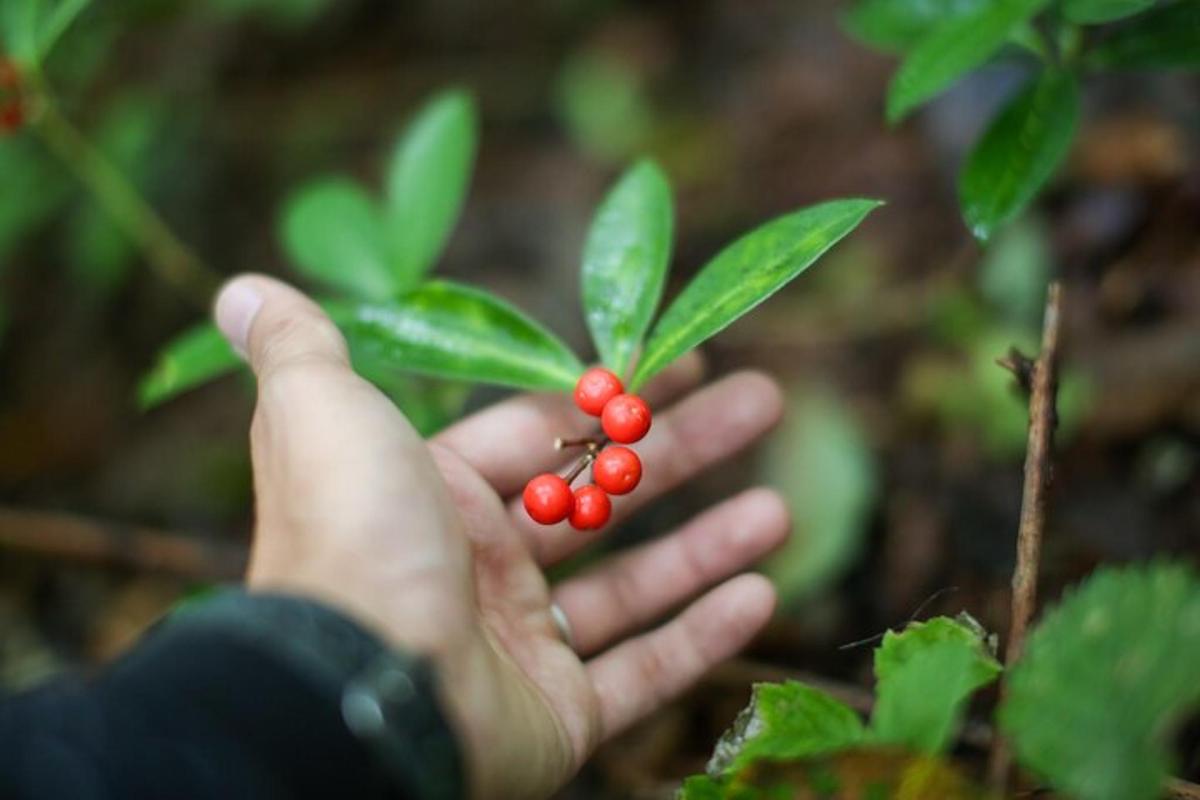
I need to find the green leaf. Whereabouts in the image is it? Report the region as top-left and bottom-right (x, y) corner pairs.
(631, 199), (881, 389)
(958, 70), (1079, 242)
(1063, 0), (1156, 24)
(1085, 2), (1200, 70)
(385, 90), (477, 287)
(978, 216), (1050, 326)
(764, 391), (878, 603)
(708, 681), (866, 777)
(844, 0), (989, 53)
(885, 0), (1052, 123)
(347, 281), (584, 391)
(1000, 563), (1200, 800)
(0, 0), (90, 65)
(555, 50), (655, 164)
(279, 177), (394, 300)
(870, 616), (1002, 753)
(139, 323), (242, 409)
(581, 160), (673, 379)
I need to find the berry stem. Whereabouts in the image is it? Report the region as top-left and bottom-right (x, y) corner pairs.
(555, 436), (598, 450)
(563, 453), (595, 485)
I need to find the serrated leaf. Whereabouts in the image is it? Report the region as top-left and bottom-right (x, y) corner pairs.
(844, 0), (989, 53)
(886, 0), (1052, 123)
(870, 617), (1001, 753)
(707, 681), (867, 777)
(347, 281), (584, 391)
(1084, 2), (1200, 70)
(681, 750), (985, 799)
(631, 199), (880, 389)
(1000, 563), (1200, 800)
(0, 0), (90, 65)
(581, 160), (673, 379)
(385, 90), (477, 287)
(139, 323), (241, 409)
(279, 177), (394, 301)
(1063, 0), (1156, 24)
(959, 70), (1079, 242)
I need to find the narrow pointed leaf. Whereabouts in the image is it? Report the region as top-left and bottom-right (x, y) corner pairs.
(959, 70), (1079, 242)
(280, 177), (394, 300)
(1085, 2), (1200, 70)
(348, 281), (584, 391)
(631, 199), (881, 389)
(870, 617), (1002, 753)
(1063, 0), (1155, 24)
(582, 160), (673, 379)
(385, 90), (477, 287)
(139, 323), (241, 409)
(886, 0), (1052, 123)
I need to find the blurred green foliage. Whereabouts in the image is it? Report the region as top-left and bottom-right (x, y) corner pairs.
(556, 49), (654, 164)
(1001, 563), (1200, 800)
(846, 0), (1198, 240)
(905, 218), (1091, 457)
(764, 391), (878, 604)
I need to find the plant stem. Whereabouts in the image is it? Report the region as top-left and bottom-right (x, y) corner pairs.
(32, 96), (221, 309)
(0, 505), (246, 580)
(988, 282), (1063, 792)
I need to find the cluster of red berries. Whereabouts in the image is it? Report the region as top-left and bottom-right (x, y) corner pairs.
(0, 60), (24, 134)
(522, 367), (652, 530)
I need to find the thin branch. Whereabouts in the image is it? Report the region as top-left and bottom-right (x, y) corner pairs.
(0, 506), (246, 581)
(988, 282), (1064, 791)
(32, 97), (221, 309)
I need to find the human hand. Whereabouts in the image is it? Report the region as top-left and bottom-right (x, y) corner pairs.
(214, 274), (790, 800)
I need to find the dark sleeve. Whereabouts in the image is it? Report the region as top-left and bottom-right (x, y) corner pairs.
(0, 591), (465, 800)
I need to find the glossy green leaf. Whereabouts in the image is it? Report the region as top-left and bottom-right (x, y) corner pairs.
(1085, 2), (1200, 70)
(707, 681), (866, 777)
(347, 281), (584, 391)
(582, 160), (673, 379)
(1063, 0), (1155, 24)
(959, 70), (1079, 242)
(139, 323), (242, 409)
(870, 617), (1002, 753)
(1001, 563), (1200, 800)
(631, 199), (881, 389)
(280, 177), (394, 300)
(886, 0), (1052, 123)
(844, 0), (989, 53)
(385, 90), (477, 287)
(0, 0), (90, 65)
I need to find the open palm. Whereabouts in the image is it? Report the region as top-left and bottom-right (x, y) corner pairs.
(220, 275), (789, 799)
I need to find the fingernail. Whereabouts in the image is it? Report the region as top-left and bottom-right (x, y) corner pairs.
(215, 280), (263, 359)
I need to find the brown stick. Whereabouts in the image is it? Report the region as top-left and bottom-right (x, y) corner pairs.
(988, 283), (1063, 791)
(0, 507), (247, 581)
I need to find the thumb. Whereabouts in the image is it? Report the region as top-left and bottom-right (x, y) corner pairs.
(214, 273), (351, 377)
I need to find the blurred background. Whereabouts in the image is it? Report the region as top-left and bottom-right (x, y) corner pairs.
(0, 0), (1197, 796)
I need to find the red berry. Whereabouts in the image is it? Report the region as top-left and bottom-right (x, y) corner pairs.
(523, 473), (574, 525)
(601, 393), (652, 444)
(574, 367), (624, 417)
(569, 485), (611, 530)
(592, 446), (642, 495)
